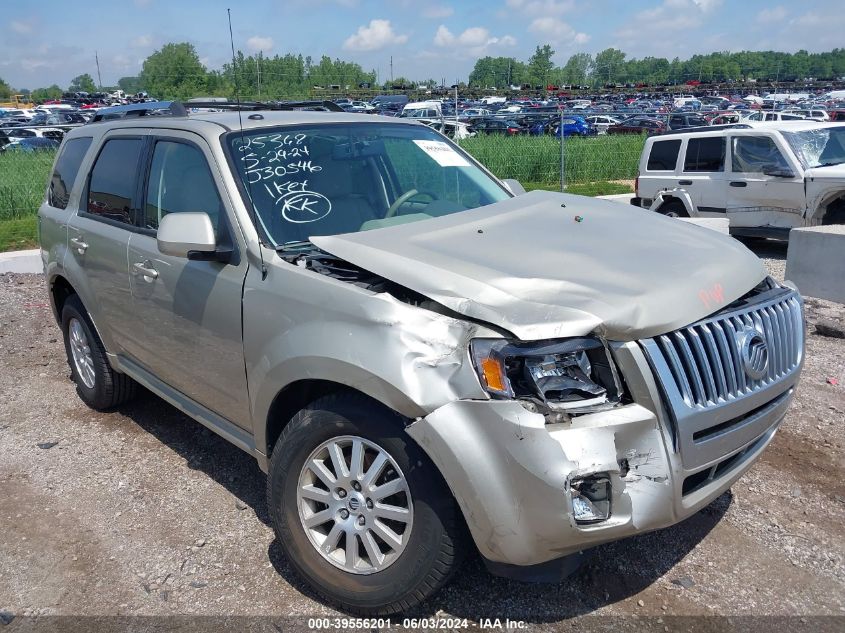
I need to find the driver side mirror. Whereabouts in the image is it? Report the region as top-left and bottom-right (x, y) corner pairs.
(502, 178), (526, 196)
(157, 212), (218, 259)
(762, 165), (795, 178)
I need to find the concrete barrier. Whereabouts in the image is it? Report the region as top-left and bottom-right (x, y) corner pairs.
(678, 217), (731, 235)
(786, 225), (845, 304)
(0, 249), (42, 274)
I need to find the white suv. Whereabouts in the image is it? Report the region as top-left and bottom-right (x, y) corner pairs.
(632, 121), (845, 237)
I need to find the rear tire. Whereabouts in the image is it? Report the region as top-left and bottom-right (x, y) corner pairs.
(267, 393), (466, 615)
(61, 295), (136, 410)
(657, 199), (689, 218)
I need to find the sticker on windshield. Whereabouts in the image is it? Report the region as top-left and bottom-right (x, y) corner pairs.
(413, 140), (470, 167)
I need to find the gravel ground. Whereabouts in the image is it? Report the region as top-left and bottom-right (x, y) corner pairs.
(0, 241), (843, 631)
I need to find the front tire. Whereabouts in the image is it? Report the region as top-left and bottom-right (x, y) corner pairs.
(61, 295), (136, 410)
(267, 393), (466, 615)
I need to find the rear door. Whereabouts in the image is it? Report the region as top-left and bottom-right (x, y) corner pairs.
(679, 136), (728, 216)
(66, 134), (146, 354)
(726, 133), (805, 229)
(124, 131), (250, 428)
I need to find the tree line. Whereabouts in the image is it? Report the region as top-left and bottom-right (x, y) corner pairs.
(3, 43), (845, 104)
(470, 46), (845, 89)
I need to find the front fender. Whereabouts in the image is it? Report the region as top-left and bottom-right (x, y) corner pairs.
(244, 263), (497, 451)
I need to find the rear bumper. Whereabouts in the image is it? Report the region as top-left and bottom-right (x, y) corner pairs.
(406, 341), (797, 568)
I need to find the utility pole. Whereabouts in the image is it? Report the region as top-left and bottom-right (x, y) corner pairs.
(257, 53), (261, 99)
(95, 51), (102, 90)
(390, 56), (394, 84)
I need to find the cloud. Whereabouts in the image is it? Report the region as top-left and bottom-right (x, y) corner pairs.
(422, 5), (454, 18)
(505, 0), (575, 16)
(343, 19), (408, 51)
(10, 20), (33, 34)
(691, 0), (722, 11)
(130, 34), (153, 48)
(528, 17), (590, 46)
(433, 25), (516, 56)
(246, 36), (274, 52)
(757, 6), (787, 23)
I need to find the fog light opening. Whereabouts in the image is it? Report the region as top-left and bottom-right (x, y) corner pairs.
(570, 475), (611, 524)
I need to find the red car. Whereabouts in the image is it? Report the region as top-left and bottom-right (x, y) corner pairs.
(606, 117), (666, 135)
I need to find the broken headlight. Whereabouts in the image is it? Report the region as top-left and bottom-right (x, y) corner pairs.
(469, 337), (623, 414)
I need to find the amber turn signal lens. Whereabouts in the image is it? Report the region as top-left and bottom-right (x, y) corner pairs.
(480, 357), (507, 393)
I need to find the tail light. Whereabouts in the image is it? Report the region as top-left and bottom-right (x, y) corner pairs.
(635, 172), (639, 196)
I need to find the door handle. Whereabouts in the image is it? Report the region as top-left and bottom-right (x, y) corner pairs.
(730, 181), (748, 187)
(70, 237), (88, 254)
(678, 180), (693, 185)
(133, 261), (159, 281)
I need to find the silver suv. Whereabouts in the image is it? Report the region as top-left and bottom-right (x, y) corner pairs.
(40, 103), (805, 614)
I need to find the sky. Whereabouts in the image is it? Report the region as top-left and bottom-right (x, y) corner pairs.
(2, 0), (843, 90)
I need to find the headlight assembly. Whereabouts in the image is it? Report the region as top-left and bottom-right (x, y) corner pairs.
(470, 337), (624, 414)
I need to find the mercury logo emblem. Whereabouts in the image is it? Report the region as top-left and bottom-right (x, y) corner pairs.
(738, 327), (769, 381)
(347, 497), (361, 511)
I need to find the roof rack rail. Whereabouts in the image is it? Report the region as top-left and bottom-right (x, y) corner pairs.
(183, 100), (345, 113)
(91, 101), (187, 122)
(662, 123), (752, 135)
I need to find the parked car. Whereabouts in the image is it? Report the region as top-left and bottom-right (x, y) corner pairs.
(667, 113), (710, 130)
(472, 118), (525, 135)
(39, 102), (806, 616)
(782, 109), (829, 121)
(743, 111), (805, 122)
(552, 115), (597, 137)
(632, 121), (845, 236)
(585, 115), (622, 134)
(710, 113), (741, 125)
(0, 137), (59, 152)
(606, 117), (666, 135)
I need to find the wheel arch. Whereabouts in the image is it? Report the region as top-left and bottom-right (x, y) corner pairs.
(49, 274), (77, 324)
(261, 379), (420, 460)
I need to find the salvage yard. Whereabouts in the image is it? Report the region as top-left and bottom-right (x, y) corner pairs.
(0, 243), (844, 628)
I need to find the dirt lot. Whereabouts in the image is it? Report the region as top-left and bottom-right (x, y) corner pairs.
(1, 242), (843, 631)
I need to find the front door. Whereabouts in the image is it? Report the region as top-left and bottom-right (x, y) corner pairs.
(124, 132), (250, 428)
(726, 134), (805, 229)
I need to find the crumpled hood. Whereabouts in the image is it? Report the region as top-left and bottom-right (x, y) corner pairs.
(312, 190), (767, 341)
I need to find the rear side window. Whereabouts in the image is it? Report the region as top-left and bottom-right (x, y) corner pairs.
(684, 137), (725, 172)
(647, 140), (681, 171)
(86, 138), (143, 225)
(49, 137), (92, 209)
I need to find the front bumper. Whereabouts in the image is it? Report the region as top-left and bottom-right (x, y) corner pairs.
(406, 341), (798, 568)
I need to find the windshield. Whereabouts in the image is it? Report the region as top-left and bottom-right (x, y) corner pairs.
(782, 127), (845, 168)
(226, 123), (510, 248)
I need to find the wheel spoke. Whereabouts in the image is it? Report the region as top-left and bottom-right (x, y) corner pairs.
(302, 509), (334, 529)
(349, 439), (364, 480)
(327, 442), (349, 480)
(345, 531), (360, 569)
(300, 485), (331, 503)
(308, 458), (337, 488)
(373, 503), (410, 523)
(361, 530), (384, 567)
(361, 452), (387, 489)
(370, 477), (406, 501)
(371, 519), (403, 550)
(322, 522), (343, 554)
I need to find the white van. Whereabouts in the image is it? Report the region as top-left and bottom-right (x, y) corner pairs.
(632, 121), (845, 238)
(401, 100), (443, 119)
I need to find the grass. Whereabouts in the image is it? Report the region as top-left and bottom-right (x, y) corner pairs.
(0, 135), (645, 251)
(0, 216), (38, 251)
(523, 181), (634, 196)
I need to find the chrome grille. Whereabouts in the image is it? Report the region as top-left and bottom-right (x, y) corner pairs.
(652, 290), (803, 409)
